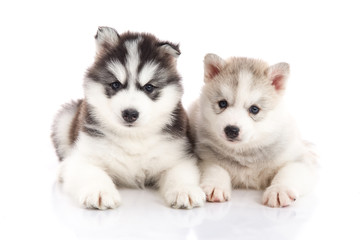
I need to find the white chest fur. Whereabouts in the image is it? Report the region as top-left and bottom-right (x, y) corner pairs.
(74, 131), (187, 188)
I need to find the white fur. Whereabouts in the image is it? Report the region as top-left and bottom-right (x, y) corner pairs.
(107, 60), (127, 84)
(59, 128), (204, 209)
(125, 39), (141, 81)
(138, 62), (159, 86)
(189, 55), (317, 207)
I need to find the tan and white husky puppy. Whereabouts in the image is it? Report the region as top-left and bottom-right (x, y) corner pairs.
(189, 54), (317, 207)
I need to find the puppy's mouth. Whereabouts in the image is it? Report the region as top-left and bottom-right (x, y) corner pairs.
(118, 118), (137, 128)
(123, 123), (136, 128)
(226, 137), (241, 143)
(225, 136), (242, 144)
(220, 133), (241, 143)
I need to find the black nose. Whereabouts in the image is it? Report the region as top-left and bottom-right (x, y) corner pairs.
(224, 125), (240, 139)
(122, 109), (139, 123)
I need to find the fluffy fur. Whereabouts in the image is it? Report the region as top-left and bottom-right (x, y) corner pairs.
(189, 54), (317, 207)
(51, 27), (205, 210)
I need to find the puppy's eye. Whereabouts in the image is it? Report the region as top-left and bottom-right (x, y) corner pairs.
(218, 100), (228, 109)
(110, 81), (121, 90)
(249, 105), (260, 114)
(143, 84), (155, 93)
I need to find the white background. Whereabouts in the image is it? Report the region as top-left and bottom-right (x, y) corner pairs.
(0, 0), (359, 239)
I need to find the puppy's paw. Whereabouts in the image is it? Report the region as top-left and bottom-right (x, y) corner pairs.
(201, 184), (231, 202)
(164, 186), (206, 209)
(262, 185), (298, 208)
(78, 185), (121, 210)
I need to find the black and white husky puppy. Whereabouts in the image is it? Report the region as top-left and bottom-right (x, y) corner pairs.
(51, 27), (205, 210)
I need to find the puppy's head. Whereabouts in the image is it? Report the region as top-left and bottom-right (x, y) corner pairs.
(200, 54), (289, 147)
(84, 27), (182, 132)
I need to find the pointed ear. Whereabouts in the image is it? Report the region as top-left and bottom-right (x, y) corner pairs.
(204, 53), (225, 82)
(158, 41), (181, 58)
(94, 26), (119, 55)
(267, 62), (290, 93)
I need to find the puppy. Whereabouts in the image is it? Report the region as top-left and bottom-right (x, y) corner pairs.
(189, 54), (317, 207)
(51, 27), (205, 210)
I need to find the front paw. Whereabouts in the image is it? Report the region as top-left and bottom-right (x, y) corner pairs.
(262, 185), (298, 208)
(201, 184), (231, 202)
(78, 185), (121, 210)
(164, 186), (206, 209)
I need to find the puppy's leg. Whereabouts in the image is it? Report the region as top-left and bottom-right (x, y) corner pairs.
(200, 161), (232, 202)
(160, 160), (205, 209)
(59, 155), (121, 210)
(263, 161), (316, 207)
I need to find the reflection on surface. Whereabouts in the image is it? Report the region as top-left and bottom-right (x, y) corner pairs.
(52, 183), (316, 240)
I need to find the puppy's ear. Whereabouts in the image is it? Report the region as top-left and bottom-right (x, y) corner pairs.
(204, 54), (225, 82)
(267, 62), (290, 93)
(94, 26), (119, 55)
(158, 41), (181, 58)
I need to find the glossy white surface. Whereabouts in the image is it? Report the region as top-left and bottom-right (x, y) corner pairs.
(2, 163), (360, 240)
(1, 0), (360, 239)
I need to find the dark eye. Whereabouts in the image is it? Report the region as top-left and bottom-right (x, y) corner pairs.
(249, 105), (260, 114)
(144, 84), (155, 93)
(218, 100), (228, 109)
(110, 81), (121, 90)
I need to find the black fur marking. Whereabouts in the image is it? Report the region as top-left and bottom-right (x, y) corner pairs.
(73, 101), (106, 140)
(105, 81), (128, 98)
(163, 103), (187, 137)
(163, 103), (195, 156)
(87, 32), (182, 100)
(86, 32), (141, 95)
(136, 35), (182, 102)
(150, 91), (161, 101)
(87, 65), (129, 98)
(146, 72), (182, 90)
(137, 35), (180, 79)
(83, 103), (99, 126)
(164, 74), (182, 87)
(82, 126), (105, 138)
(157, 41), (181, 55)
(135, 82), (161, 101)
(135, 65), (181, 102)
(97, 31), (140, 66)
(137, 35), (170, 74)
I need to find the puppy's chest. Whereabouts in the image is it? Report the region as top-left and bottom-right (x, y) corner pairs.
(208, 144), (283, 189)
(104, 136), (172, 164)
(223, 143), (279, 164)
(98, 135), (184, 177)
(222, 161), (279, 190)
